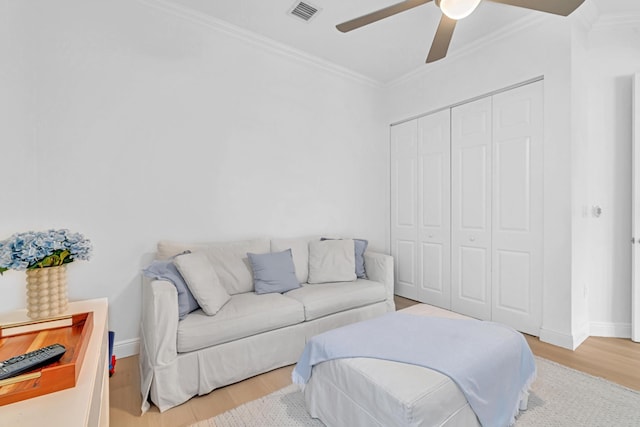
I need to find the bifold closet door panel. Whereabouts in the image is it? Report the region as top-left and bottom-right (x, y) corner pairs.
(417, 110), (451, 309)
(391, 120), (419, 300)
(451, 97), (493, 321)
(491, 81), (543, 335)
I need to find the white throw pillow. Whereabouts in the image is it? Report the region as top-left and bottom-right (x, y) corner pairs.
(271, 237), (313, 284)
(174, 252), (230, 316)
(307, 239), (357, 284)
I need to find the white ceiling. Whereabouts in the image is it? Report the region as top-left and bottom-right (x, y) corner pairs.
(162, 0), (640, 83)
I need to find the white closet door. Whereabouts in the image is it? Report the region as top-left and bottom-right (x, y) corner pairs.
(391, 120), (419, 299)
(417, 110), (451, 308)
(451, 97), (493, 320)
(491, 81), (543, 335)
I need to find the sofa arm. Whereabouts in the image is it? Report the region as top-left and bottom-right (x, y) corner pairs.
(140, 278), (179, 365)
(364, 251), (395, 311)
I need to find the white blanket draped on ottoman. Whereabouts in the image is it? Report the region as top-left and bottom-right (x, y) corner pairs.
(292, 312), (536, 427)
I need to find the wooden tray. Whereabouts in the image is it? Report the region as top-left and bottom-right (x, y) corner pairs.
(0, 311), (93, 406)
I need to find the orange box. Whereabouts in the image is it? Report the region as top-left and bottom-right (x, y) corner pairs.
(0, 312), (93, 406)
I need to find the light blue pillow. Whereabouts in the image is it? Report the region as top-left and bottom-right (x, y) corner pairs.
(321, 237), (368, 279)
(247, 249), (301, 295)
(143, 259), (199, 320)
(353, 239), (368, 279)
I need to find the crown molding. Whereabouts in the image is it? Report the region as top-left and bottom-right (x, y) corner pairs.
(571, 0), (600, 33)
(592, 10), (640, 31)
(136, 0), (382, 88)
(387, 14), (545, 88)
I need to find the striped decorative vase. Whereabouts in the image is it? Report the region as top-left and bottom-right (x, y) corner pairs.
(25, 265), (69, 320)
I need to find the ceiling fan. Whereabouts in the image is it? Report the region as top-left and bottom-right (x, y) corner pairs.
(336, 0), (586, 63)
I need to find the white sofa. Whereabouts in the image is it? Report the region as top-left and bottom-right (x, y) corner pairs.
(139, 237), (395, 413)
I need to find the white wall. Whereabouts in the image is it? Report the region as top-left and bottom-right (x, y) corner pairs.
(585, 17), (640, 337)
(0, 1), (40, 303)
(1, 0), (387, 356)
(384, 15), (578, 348)
(4, 0), (638, 356)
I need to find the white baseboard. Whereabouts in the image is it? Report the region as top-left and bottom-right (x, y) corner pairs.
(539, 327), (582, 350)
(572, 322), (590, 349)
(113, 338), (140, 359)
(589, 321), (631, 338)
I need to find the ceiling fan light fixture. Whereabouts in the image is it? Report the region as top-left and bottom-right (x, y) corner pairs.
(437, 0), (482, 20)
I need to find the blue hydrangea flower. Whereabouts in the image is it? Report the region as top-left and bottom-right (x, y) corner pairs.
(0, 229), (92, 274)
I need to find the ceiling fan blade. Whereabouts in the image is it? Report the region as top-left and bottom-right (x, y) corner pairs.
(485, 0), (585, 16)
(336, 0), (433, 33)
(426, 14), (457, 63)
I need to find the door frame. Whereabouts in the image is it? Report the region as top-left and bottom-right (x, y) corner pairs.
(633, 72), (640, 342)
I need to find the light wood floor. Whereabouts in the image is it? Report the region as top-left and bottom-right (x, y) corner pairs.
(110, 296), (640, 427)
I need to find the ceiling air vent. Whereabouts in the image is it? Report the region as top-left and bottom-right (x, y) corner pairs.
(288, 1), (320, 22)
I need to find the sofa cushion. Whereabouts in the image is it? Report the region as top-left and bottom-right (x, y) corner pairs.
(156, 241), (207, 260)
(203, 239), (270, 295)
(174, 251), (231, 316)
(308, 239), (357, 284)
(248, 249), (301, 295)
(283, 279), (386, 321)
(156, 239), (270, 295)
(176, 292), (305, 353)
(271, 237), (314, 284)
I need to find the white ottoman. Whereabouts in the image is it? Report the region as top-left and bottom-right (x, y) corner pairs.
(304, 356), (482, 427)
(303, 304), (525, 427)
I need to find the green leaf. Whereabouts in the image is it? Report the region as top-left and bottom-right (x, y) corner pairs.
(39, 256), (54, 268)
(27, 249), (75, 270)
(59, 250), (71, 264)
(0, 267), (8, 275)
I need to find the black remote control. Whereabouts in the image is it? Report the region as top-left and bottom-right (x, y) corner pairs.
(0, 343), (66, 380)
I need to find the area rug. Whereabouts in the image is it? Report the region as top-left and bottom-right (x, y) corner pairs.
(190, 357), (640, 427)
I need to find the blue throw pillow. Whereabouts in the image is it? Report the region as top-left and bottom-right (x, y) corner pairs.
(353, 238), (368, 279)
(248, 249), (301, 295)
(143, 259), (199, 320)
(321, 237), (368, 279)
